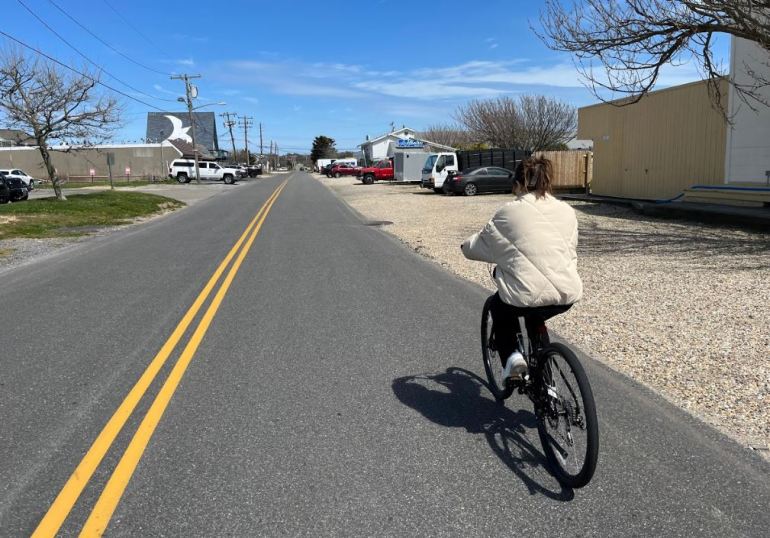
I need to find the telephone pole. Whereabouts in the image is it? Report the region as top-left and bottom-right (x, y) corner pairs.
(239, 116), (254, 165)
(259, 122), (264, 157)
(220, 112), (238, 162)
(170, 73), (202, 183)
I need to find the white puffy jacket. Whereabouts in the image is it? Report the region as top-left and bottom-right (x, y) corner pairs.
(461, 193), (582, 308)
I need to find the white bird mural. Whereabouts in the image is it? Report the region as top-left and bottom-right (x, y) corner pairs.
(164, 115), (192, 143)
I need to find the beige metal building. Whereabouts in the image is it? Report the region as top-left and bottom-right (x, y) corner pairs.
(0, 142), (181, 181)
(578, 79), (728, 200)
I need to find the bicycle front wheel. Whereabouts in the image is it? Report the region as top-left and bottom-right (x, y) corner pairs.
(535, 342), (598, 488)
(481, 295), (513, 401)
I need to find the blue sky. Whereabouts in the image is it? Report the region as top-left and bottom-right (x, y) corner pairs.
(4, 0), (731, 154)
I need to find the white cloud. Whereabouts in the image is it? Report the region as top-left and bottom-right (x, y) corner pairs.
(152, 84), (179, 96)
(354, 80), (505, 99)
(214, 58), (585, 102)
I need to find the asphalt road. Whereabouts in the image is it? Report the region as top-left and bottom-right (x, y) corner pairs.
(1, 171), (768, 536)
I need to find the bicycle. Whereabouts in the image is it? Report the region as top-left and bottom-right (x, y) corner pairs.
(480, 294), (599, 488)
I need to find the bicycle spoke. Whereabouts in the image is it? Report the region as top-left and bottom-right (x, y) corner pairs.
(541, 352), (588, 477)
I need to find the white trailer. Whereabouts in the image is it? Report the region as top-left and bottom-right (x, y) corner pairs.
(316, 158), (336, 171)
(394, 150), (429, 182)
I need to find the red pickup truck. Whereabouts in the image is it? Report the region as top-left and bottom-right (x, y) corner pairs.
(358, 159), (394, 184)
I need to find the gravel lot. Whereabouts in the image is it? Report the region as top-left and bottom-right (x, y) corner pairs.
(317, 174), (770, 453)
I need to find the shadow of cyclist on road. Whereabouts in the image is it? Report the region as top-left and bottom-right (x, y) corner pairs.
(392, 367), (574, 502)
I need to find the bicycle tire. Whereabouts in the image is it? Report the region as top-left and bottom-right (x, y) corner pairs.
(535, 342), (598, 488)
(481, 295), (514, 401)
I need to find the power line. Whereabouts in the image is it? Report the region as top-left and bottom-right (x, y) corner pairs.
(0, 30), (164, 111)
(101, 0), (160, 49)
(16, 0), (177, 103)
(47, 0), (171, 77)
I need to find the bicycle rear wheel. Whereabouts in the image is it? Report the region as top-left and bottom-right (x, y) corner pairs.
(481, 295), (513, 401)
(535, 342), (598, 488)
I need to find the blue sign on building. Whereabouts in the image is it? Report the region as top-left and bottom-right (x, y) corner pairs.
(396, 138), (425, 149)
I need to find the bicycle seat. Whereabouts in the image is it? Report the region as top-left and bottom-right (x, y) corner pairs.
(495, 301), (572, 323)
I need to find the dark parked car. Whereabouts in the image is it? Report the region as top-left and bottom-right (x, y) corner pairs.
(0, 172), (28, 203)
(443, 166), (515, 196)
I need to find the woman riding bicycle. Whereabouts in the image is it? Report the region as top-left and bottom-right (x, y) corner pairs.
(461, 156), (582, 377)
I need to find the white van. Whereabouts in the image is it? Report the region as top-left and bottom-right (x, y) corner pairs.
(168, 159), (239, 184)
(420, 152), (458, 193)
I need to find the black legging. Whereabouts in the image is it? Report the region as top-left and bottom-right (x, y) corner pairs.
(489, 293), (572, 365)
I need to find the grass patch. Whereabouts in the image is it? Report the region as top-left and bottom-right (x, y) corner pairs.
(0, 191), (185, 240)
(36, 179), (178, 189)
(0, 247), (13, 258)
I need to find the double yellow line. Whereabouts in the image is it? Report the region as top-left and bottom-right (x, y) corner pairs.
(33, 179), (289, 537)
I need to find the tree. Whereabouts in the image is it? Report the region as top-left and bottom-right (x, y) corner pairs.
(418, 123), (472, 149)
(0, 50), (120, 200)
(310, 135), (336, 164)
(538, 1), (770, 113)
(455, 95), (576, 151)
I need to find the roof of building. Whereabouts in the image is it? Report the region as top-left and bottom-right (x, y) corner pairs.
(0, 129), (35, 146)
(167, 139), (213, 159)
(0, 141), (180, 151)
(359, 127), (457, 151)
(361, 127), (416, 146)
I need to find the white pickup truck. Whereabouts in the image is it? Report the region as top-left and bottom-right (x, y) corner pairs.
(169, 159), (240, 184)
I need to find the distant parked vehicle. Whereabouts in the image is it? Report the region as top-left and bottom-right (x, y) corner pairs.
(357, 159), (394, 184)
(321, 163), (336, 177)
(225, 164), (247, 178)
(245, 164), (262, 177)
(422, 149), (530, 193)
(0, 172), (29, 202)
(329, 163), (361, 178)
(0, 175), (10, 204)
(442, 166), (515, 196)
(168, 159), (239, 184)
(0, 169), (36, 190)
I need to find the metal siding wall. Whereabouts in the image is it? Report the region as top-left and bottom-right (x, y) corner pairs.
(0, 145), (180, 179)
(578, 80), (727, 199)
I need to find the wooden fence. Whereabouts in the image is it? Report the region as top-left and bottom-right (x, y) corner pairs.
(533, 150), (593, 191)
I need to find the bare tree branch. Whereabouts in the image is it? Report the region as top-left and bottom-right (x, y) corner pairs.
(0, 49), (122, 200)
(417, 123), (472, 149)
(537, 0), (770, 114)
(455, 95), (576, 151)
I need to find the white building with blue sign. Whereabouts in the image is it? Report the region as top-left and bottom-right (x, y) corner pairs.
(358, 127), (455, 165)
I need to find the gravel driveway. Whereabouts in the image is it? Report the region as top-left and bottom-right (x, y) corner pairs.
(318, 175), (770, 454)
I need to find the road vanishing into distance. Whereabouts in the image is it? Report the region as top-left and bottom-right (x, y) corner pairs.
(1, 172), (768, 536)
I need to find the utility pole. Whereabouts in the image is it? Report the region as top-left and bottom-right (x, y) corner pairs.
(220, 112), (238, 163)
(170, 73), (202, 183)
(259, 122), (264, 157)
(159, 129), (165, 181)
(239, 116), (254, 165)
